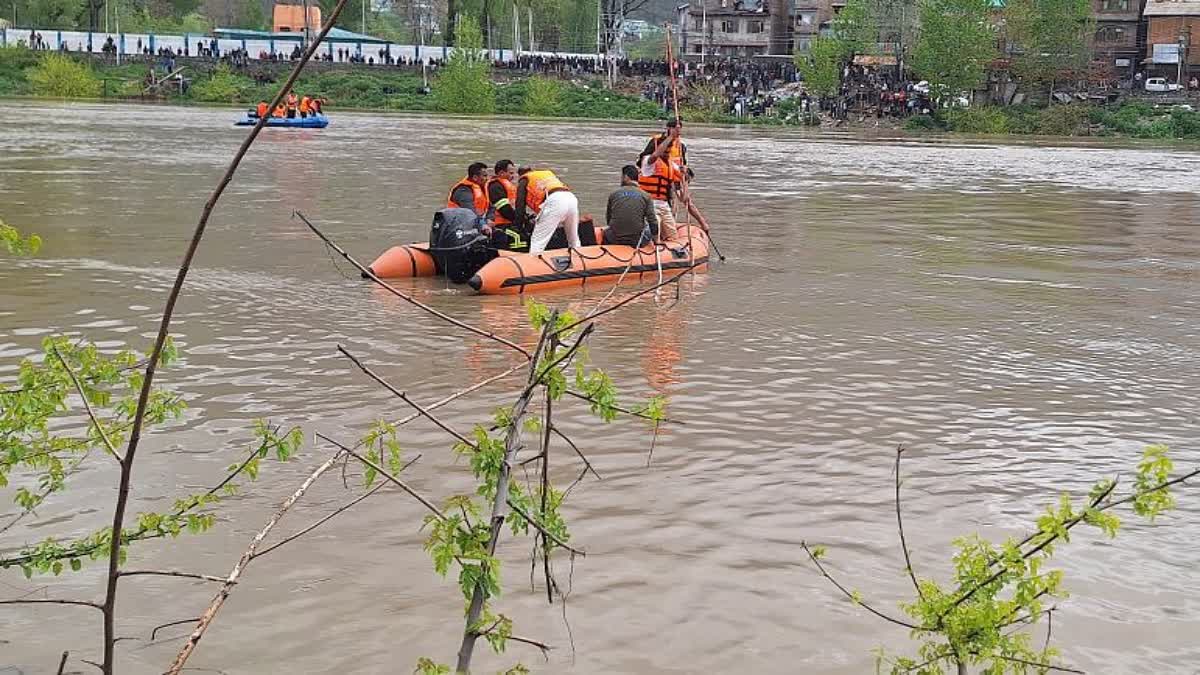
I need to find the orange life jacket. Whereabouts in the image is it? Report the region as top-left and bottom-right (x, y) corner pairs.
(447, 178), (489, 216)
(486, 176), (518, 225)
(523, 170), (569, 214)
(272, 105), (285, 118)
(649, 134), (686, 169)
(256, 101), (268, 117)
(638, 156), (681, 202)
(299, 96), (311, 114)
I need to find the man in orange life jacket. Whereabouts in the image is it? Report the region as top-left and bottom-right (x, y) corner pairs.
(638, 127), (710, 240)
(513, 166), (580, 254)
(447, 162), (490, 219)
(486, 159), (526, 251)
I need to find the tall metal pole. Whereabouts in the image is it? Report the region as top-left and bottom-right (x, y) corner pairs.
(362, 0), (366, 35)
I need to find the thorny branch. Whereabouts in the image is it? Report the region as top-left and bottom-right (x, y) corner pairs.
(506, 498), (586, 557)
(165, 447), (350, 674)
(800, 541), (924, 632)
(894, 446), (923, 601)
(318, 434), (451, 524)
(253, 455), (421, 560)
(337, 346), (478, 450)
(51, 343), (123, 463)
(294, 210), (531, 359)
(118, 570), (229, 584)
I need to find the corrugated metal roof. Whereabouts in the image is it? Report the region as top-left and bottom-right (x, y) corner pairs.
(1144, 0), (1200, 15)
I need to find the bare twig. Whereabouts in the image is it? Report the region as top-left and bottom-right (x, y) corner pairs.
(151, 618), (201, 641)
(319, 434), (451, 523)
(507, 634), (554, 657)
(56, 651), (69, 675)
(387, 363), (527, 430)
(337, 346), (477, 449)
(506, 499), (586, 557)
(550, 425), (601, 481)
(164, 447), (348, 674)
(0, 598), (104, 611)
(294, 211), (530, 359)
(894, 446), (923, 601)
(540, 353), (556, 604)
(52, 344), (123, 463)
(254, 455), (420, 560)
(118, 570), (229, 584)
(992, 654), (1083, 674)
(563, 260), (704, 333)
(800, 542), (923, 632)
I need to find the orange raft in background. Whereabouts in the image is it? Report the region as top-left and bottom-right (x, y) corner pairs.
(468, 225), (709, 295)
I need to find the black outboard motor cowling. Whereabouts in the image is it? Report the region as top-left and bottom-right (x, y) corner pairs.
(428, 208), (495, 284)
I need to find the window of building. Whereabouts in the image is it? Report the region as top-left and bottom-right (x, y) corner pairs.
(694, 17), (704, 30)
(1102, 0), (1130, 11)
(720, 19), (738, 33)
(748, 20), (764, 33)
(797, 11), (814, 25)
(1096, 25), (1126, 42)
(694, 44), (703, 53)
(795, 37), (812, 52)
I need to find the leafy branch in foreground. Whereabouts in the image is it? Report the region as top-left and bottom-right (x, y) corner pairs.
(0, 218), (42, 256)
(1, 406), (302, 578)
(804, 444), (1196, 675)
(1, 336), (183, 535)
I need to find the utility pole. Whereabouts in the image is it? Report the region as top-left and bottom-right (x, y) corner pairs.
(362, 0), (367, 35)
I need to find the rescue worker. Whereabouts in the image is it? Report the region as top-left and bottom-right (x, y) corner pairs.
(447, 162), (490, 219)
(255, 100), (269, 118)
(639, 119), (687, 173)
(272, 103), (286, 118)
(606, 164), (657, 247)
(312, 97), (325, 115)
(513, 166), (580, 255)
(637, 135), (684, 241)
(285, 92), (298, 118)
(486, 159), (526, 251)
(299, 95), (312, 119)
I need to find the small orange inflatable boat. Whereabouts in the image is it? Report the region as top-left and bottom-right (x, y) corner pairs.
(365, 222), (607, 280)
(468, 225), (709, 295)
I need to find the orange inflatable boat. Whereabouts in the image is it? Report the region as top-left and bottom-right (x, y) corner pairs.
(365, 222), (609, 279)
(467, 225), (709, 295)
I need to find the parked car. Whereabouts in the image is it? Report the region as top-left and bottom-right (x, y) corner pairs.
(1145, 77), (1183, 92)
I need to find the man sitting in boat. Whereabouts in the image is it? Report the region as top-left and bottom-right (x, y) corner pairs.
(486, 159), (528, 252)
(606, 165), (658, 247)
(447, 163), (490, 219)
(513, 167), (581, 255)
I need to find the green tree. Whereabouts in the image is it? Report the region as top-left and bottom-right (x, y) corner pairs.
(21, 0), (84, 28)
(29, 53), (101, 99)
(1005, 0), (1093, 101)
(911, 0), (995, 101)
(434, 16), (495, 114)
(796, 35), (843, 98)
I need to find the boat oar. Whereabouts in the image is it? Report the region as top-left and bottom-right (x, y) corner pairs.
(707, 233), (727, 262)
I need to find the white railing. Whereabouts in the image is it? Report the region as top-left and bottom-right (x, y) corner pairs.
(0, 27), (603, 64)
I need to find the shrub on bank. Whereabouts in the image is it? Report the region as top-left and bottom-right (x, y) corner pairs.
(28, 53), (101, 99)
(189, 64), (254, 103)
(0, 46), (40, 97)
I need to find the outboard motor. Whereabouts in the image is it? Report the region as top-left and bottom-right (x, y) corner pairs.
(428, 208), (495, 284)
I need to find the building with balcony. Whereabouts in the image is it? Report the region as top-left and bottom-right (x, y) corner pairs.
(683, 0), (788, 57)
(793, 0), (836, 53)
(1092, 0), (1145, 77)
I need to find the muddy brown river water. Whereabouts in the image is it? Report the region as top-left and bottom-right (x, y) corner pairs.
(1, 101), (1199, 674)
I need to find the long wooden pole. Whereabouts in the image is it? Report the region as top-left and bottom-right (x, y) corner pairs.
(662, 24), (695, 257)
